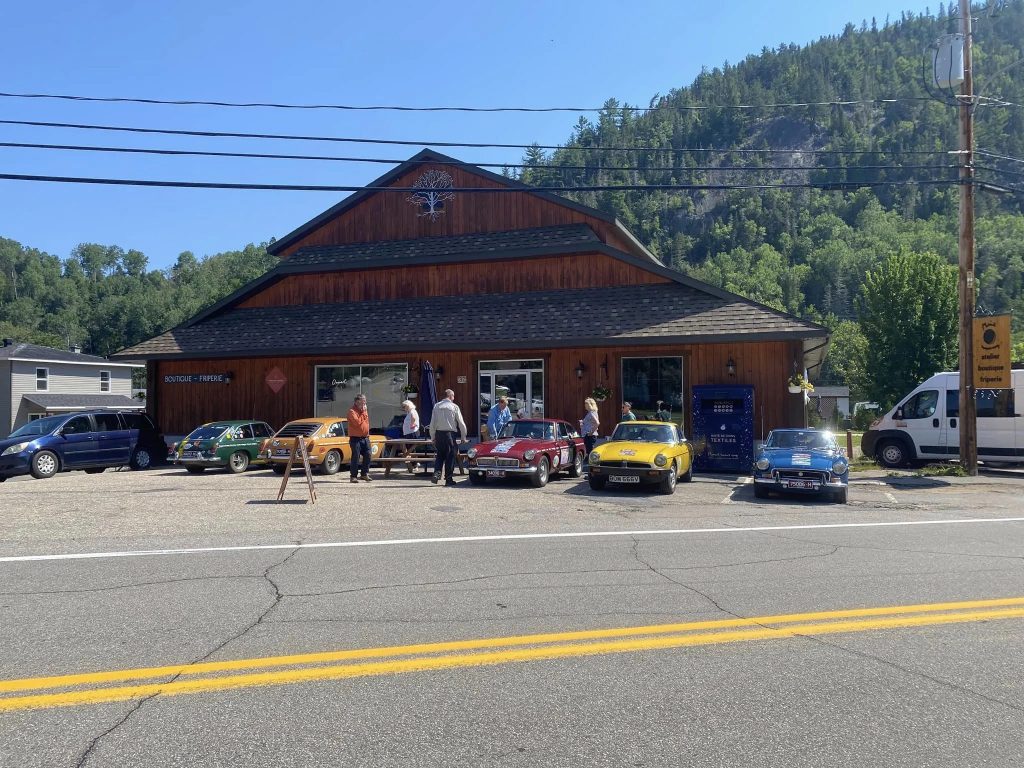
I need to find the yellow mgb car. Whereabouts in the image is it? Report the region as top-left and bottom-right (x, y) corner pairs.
(259, 417), (386, 475)
(587, 421), (694, 494)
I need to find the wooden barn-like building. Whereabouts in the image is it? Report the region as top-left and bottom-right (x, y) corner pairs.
(115, 150), (830, 440)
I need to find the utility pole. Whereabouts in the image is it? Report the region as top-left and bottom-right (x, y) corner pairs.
(958, 0), (978, 475)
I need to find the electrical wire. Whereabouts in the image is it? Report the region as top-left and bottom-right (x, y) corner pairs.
(0, 118), (954, 155)
(0, 90), (940, 113)
(977, 148), (1024, 164)
(0, 140), (961, 174)
(0, 173), (958, 193)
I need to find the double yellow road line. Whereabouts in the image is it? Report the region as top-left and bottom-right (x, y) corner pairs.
(3, 596), (1023, 713)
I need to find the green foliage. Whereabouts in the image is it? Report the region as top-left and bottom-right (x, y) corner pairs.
(818, 318), (869, 397)
(857, 250), (958, 407)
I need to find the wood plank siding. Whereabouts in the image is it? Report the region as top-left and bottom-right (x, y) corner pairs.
(275, 164), (638, 258)
(151, 340), (804, 439)
(238, 253), (671, 308)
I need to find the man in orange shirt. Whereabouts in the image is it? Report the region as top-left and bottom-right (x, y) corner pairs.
(347, 394), (372, 483)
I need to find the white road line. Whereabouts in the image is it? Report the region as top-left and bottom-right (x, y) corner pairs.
(2, 517), (1024, 564)
(885, 492), (898, 503)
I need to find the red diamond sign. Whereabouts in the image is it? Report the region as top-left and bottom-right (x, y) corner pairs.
(265, 367), (287, 394)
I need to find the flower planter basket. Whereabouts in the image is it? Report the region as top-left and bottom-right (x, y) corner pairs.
(788, 385), (802, 394)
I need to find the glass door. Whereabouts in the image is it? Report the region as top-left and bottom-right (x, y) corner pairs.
(478, 359), (545, 438)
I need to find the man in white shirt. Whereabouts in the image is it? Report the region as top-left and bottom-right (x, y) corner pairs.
(429, 389), (468, 486)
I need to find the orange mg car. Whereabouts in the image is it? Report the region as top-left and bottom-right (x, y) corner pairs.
(259, 417), (386, 475)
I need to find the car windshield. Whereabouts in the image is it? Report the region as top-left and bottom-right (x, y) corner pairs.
(767, 431), (834, 450)
(611, 423), (677, 443)
(9, 415), (66, 438)
(499, 421), (554, 440)
(185, 425), (230, 441)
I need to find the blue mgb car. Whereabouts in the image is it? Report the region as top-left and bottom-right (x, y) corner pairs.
(752, 429), (849, 503)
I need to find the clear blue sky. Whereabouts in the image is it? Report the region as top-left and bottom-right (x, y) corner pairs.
(1, 0), (933, 270)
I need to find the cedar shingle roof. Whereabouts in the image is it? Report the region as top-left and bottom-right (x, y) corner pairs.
(114, 283), (827, 359)
(287, 224), (601, 267)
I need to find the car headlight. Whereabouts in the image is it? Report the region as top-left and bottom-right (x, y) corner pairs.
(1, 441), (31, 456)
(654, 453), (668, 467)
(755, 458), (771, 471)
(832, 459), (849, 474)
(589, 451), (601, 464)
(467, 448), (477, 459)
(523, 449), (536, 461)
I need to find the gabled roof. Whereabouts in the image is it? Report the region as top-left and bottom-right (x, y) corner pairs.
(267, 148), (661, 264)
(22, 394), (144, 411)
(113, 283), (828, 360)
(0, 342), (136, 366)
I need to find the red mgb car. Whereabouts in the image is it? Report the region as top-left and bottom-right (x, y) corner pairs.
(466, 419), (586, 487)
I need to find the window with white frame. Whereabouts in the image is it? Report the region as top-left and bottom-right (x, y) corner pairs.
(28, 413), (46, 421)
(100, 370), (111, 392)
(35, 368), (48, 391)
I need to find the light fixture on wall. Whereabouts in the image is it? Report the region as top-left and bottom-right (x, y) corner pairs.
(726, 357), (736, 377)
(224, 371), (234, 385)
(435, 365), (444, 381)
(575, 361), (586, 379)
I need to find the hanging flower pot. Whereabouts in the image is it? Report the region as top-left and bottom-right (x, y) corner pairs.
(788, 385), (802, 394)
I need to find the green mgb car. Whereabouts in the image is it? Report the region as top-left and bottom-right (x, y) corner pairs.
(171, 420), (275, 474)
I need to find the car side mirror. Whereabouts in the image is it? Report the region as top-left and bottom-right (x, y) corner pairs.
(894, 408), (903, 420)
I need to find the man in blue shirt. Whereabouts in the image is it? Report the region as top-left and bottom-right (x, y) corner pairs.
(487, 396), (512, 440)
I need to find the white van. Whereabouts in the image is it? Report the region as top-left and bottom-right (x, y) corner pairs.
(861, 369), (1023, 467)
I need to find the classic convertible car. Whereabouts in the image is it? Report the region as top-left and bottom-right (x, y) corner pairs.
(466, 419), (585, 488)
(171, 419), (274, 474)
(752, 428), (849, 503)
(259, 418), (386, 475)
(587, 421), (694, 494)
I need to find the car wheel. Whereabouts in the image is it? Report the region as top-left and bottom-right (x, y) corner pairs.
(84, 467), (106, 475)
(568, 450), (583, 478)
(31, 451), (59, 479)
(877, 440), (909, 468)
(186, 466), (205, 475)
(530, 456), (550, 488)
(754, 484), (770, 499)
(658, 462), (677, 495)
(130, 448), (152, 471)
(271, 464), (286, 475)
(679, 460), (693, 483)
(588, 475), (607, 491)
(227, 451), (250, 474)
(468, 472), (486, 485)
(319, 450), (341, 475)
(832, 486), (849, 504)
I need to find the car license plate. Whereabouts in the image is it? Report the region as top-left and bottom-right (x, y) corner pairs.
(181, 451), (199, 459)
(610, 475), (640, 484)
(274, 449), (291, 457)
(486, 470), (506, 478)
(783, 479), (816, 489)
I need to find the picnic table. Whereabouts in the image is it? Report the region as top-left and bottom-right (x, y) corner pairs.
(378, 438), (468, 478)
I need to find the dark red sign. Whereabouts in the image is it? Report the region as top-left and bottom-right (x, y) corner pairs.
(265, 367), (287, 394)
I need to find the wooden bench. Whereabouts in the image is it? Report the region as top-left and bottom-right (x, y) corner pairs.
(379, 438), (467, 478)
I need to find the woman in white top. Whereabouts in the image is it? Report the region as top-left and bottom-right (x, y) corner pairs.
(401, 399), (421, 473)
(580, 397), (600, 462)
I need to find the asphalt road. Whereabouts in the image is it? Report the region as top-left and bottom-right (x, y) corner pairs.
(1, 466), (1022, 767)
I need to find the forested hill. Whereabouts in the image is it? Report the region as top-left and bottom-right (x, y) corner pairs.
(518, 2), (1024, 331)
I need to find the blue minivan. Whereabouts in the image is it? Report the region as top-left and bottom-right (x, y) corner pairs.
(0, 410), (167, 482)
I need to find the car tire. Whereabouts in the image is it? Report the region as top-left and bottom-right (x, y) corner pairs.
(226, 451), (250, 474)
(319, 450), (341, 475)
(877, 440), (909, 468)
(588, 475), (607, 491)
(753, 484), (770, 499)
(568, 450), (584, 478)
(832, 487), (849, 504)
(31, 450), (59, 479)
(84, 467), (106, 475)
(186, 466), (205, 475)
(129, 448), (152, 471)
(271, 464), (287, 475)
(658, 463), (677, 495)
(679, 460), (693, 483)
(530, 457), (550, 488)
(468, 472), (486, 485)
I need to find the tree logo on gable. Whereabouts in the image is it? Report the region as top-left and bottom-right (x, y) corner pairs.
(406, 170), (455, 220)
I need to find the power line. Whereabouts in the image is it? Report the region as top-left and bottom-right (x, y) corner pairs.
(0, 140), (960, 174)
(0, 118), (953, 156)
(0, 172), (959, 193)
(0, 90), (940, 113)
(977, 164), (1024, 178)
(977, 148), (1024, 164)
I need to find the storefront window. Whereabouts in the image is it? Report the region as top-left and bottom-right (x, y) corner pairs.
(315, 364), (408, 428)
(621, 357), (683, 421)
(479, 360), (544, 434)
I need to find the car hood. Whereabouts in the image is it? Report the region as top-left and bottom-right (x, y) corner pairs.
(758, 447), (841, 470)
(593, 440), (675, 462)
(0, 434), (44, 450)
(477, 437), (553, 457)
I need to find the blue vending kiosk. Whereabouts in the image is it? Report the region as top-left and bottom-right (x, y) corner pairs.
(692, 385), (755, 473)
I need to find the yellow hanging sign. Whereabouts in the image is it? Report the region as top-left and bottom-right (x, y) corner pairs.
(973, 314), (1012, 389)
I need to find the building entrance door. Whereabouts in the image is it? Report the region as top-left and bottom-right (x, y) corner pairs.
(478, 360), (545, 438)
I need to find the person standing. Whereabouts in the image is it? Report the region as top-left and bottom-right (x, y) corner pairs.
(347, 394), (372, 483)
(654, 400), (673, 422)
(429, 388), (468, 486)
(620, 402), (637, 421)
(580, 397), (601, 465)
(486, 396), (512, 441)
(400, 399), (420, 473)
